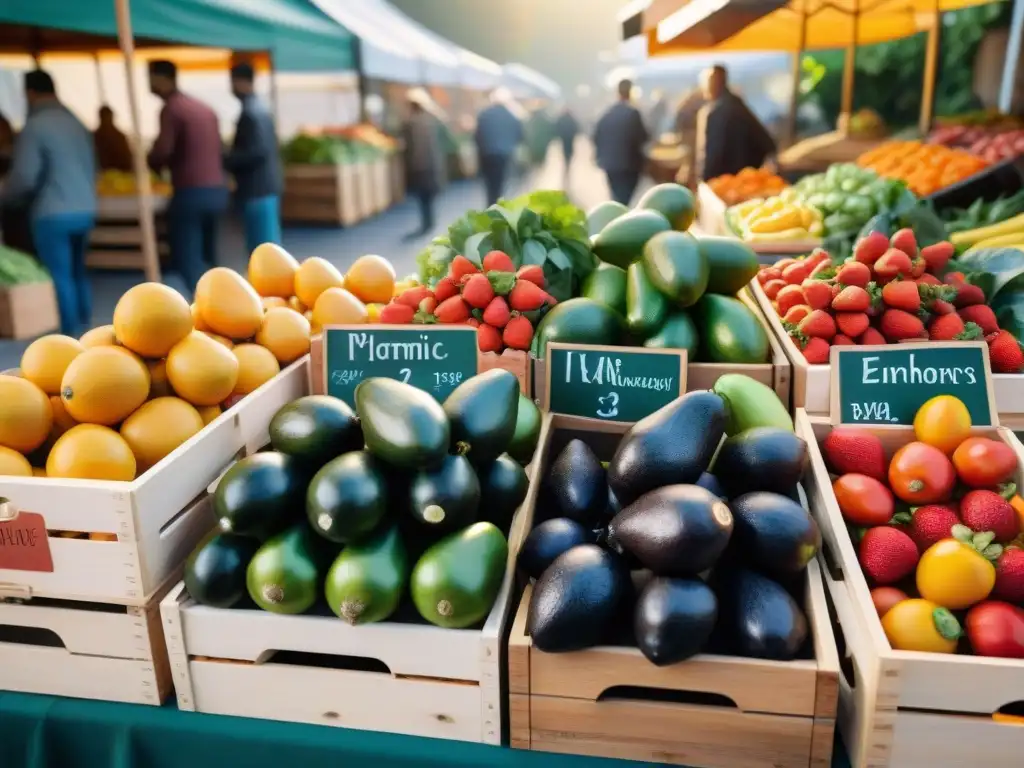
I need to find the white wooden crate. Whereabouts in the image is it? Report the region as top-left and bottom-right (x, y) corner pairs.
(0, 357), (309, 606)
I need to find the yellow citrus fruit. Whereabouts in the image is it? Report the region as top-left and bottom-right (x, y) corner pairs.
(914, 395), (971, 455)
(232, 344), (281, 395)
(196, 404), (221, 425)
(113, 282), (193, 358)
(0, 445), (32, 477)
(0, 375), (54, 453)
(345, 254), (396, 304)
(313, 287), (367, 328)
(120, 397), (205, 472)
(255, 307), (311, 364)
(165, 331), (239, 407)
(80, 325), (118, 348)
(202, 332), (234, 350)
(366, 303), (385, 323)
(49, 396), (77, 434)
(60, 347), (150, 426)
(191, 303), (211, 332)
(261, 296), (289, 312)
(294, 257), (345, 309)
(47, 424), (136, 481)
(288, 296), (306, 314)
(21, 334), (84, 395)
(147, 359), (174, 398)
(195, 267), (264, 340)
(248, 243), (300, 298)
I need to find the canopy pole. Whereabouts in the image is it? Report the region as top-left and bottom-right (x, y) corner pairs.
(268, 52), (280, 131)
(94, 54), (107, 105)
(1000, 0), (1024, 113)
(353, 38), (368, 123)
(786, 6), (808, 147)
(919, 8), (941, 136)
(840, 9), (859, 124)
(114, 0), (161, 283)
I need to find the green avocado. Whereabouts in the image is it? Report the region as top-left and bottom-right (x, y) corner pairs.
(215, 452), (307, 540)
(356, 378), (450, 469)
(636, 183), (697, 231)
(626, 262), (669, 337)
(443, 369), (519, 463)
(325, 525), (407, 624)
(643, 312), (699, 357)
(306, 450), (389, 543)
(508, 393), (541, 465)
(712, 373), (793, 434)
(246, 524), (336, 615)
(411, 522), (509, 628)
(693, 294), (770, 364)
(587, 200), (629, 236)
(184, 532), (261, 608)
(269, 395), (363, 470)
(641, 231), (709, 308)
(532, 298), (625, 358)
(581, 262), (628, 315)
(592, 209), (671, 269)
(697, 236), (760, 295)
(408, 454), (481, 532)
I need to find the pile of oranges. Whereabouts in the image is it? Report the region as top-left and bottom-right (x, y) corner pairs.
(857, 141), (989, 197)
(706, 166), (787, 205)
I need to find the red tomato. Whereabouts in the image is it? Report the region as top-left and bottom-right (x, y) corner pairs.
(833, 474), (895, 526)
(871, 586), (909, 618)
(952, 437), (1018, 488)
(965, 601), (1024, 659)
(888, 442), (957, 504)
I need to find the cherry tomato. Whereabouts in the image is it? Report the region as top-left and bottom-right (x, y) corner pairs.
(833, 473), (895, 526)
(871, 586), (909, 618)
(952, 437), (1018, 488)
(888, 442), (956, 504)
(965, 601), (1024, 659)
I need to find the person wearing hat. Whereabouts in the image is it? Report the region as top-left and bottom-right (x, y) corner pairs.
(401, 90), (443, 240)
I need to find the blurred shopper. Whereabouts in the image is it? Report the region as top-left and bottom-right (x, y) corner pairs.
(0, 109), (14, 158)
(648, 89), (669, 138)
(475, 89), (523, 206)
(225, 63), (282, 255)
(1, 70), (95, 336)
(94, 105), (133, 172)
(147, 60), (227, 293)
(695, 65), (776, 181)
(402, 90), (442, 240)
(555, 107), (579, 174)
(673, 88), (705, 188)
(593, 79), (648, 206)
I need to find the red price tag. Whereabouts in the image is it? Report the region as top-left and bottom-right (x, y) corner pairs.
(0, 510), (54, 573)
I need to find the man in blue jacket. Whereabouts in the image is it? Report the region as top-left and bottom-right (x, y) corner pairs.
(475, 90), (523, 207)
(593, 79), (649, 206)
(225, 63), (282, 255)
(1, 70), (96, 336)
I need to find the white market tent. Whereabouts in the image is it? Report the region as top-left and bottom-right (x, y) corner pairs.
(311, 0), (421, 83)
(503, 62), (561, 100)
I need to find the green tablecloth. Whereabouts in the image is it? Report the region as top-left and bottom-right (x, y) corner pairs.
(0, 692), (851, 768)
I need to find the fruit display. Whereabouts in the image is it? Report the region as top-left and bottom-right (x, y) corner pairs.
(96, 170), (172, 197)
(706, 167), (786, 206)
(0, 244), (50, 286)
(280, 132), (387, 165)
(521, 383), (821, 664)
(725, 194), (823, 243)
(928, 121), (1024, 164)
(857, 141), (989, 197)
(941, 190), (1024, 237)
(818, 396), (1024, 659)
(321, 123), (399, 153)
(789, 163), (908, 240)
(185, 371), (538, 629)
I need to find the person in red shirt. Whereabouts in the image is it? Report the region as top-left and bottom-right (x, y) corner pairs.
(147, 60), (227, 293)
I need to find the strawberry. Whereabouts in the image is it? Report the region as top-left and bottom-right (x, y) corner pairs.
(930, 299), (956, 316)
(782, 261), (811, 285)
(916, 273), (942, 287)
(775, 258), (799, 271)
(954, 282), (986, 307)
(993, 548), (1024, 603)
(476, 323), (503, 353)
(776, 285), (806, 315)
(961, 490), (1020, 543)
(910, 258), (926, 279)
(859, 526), (919, 585)
(822, 427), (887, 481)
(806, 248), (831, 268)
(450, 255), (480, 281)
(836, 312), (869, 338)
(836, 261), (871, 287)
(379, 302), (415, 324)
(783, 304), (812, 325)
(958, 305), (999, 335)
(881, 280), (921, 312)
(832, 285), (870, 312)
(810, 261), (835, 279)
(833, 333), (856, 346)
(465, 317), (481, 328)
(853, 231), (890, 265)
(433, 276), (459, 303)
(801, 279), (833, 310)
(434, 296), (470, 324)
(928, 313), (982, 341)
(461, 274), (495, 309)
(920, 241), (954, 273)
(418, 296), (437, 315)
(987, 330), (1024, 373)
(763, 279), (787, 300)
(756, 268), (777, 284)
(516, 265), (546, 287)
(482, 296), (511, 328)
(859, 327), (887, 346)
(873, 248), (914, 280)
(890, 228), (918, 258)
(880, 309), (926, 341)
(800, 336), (831, 364)
(906, 505), (961, 554)
(944, 271), (966, 285)
(508, 279), (549, 311)
(395, 286), (433, 309)
(798, 309), (836, 339)
(482, 250), (515, 273)
(503, 314), (534, 350)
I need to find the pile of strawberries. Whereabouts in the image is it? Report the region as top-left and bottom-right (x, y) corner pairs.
(381, 250), (557, 354)
(756, 228), (1024, 373)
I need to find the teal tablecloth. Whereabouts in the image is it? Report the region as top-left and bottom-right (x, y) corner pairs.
(0, 692), (851, 768)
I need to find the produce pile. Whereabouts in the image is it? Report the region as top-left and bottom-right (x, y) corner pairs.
(788, 164), (909, 240)
(706, 167), (786, 206)
(0, 245), (50, 286)
(322, 124), (399, 152)
(520, 377), (821, 665)
(941, 190), (1024, 239)
(96, 170), (172, 197)
(857, 141), (988, 197)
(756, 228), (1024, 373)
(928, 123), (1024, 164)
(821, 396), (1024, 658)
(725, 194), (823, 243)
(280, 133), (387, 165)
(185, 371), (538, 629)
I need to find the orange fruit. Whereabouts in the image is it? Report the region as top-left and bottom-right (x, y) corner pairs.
(113, 282), (193, 358)
(191, 303), (211, 333)
(294, 257), (344, 309)
(60, 347), (150, 426)
(21, 334), (84, 395)
(0, 375), (54, 453)
(147, 359), (174, 398)
(366, 303), (385, 323)
(165, 331), (240, 407)
(202, 332), (234, 350)
(49, 396), (77, 434)
(0, 445), (32, 477)
(312, 287), (368, 328)
(120, 397), (204, 472)
(196, 404), (221, 425)
(288, 296), (306, 314)
(914, 395), (971, 455)
(46, 424), (136, 481)
(261, 296), (289, 311)
(232, 344), (281, 395)
(194, 267), (263, 340)
(80, 325), (118, 348)
(255, 307), (311, 364)
(248, 243), (300, 298)
(345, 254), (396, 304)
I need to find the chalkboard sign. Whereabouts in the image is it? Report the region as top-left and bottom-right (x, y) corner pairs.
(831, 342), (997, 426)
(322, 325), (478, 406)
(546, 343), (686, 424)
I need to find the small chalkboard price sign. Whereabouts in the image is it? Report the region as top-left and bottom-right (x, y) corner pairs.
(830, 342), (997, 427)
(545, 343), (686, 424)
(321, 325), (478, 406)
(0, 506), (54, 573)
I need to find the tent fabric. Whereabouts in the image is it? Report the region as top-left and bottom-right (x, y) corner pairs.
(503, 62), (561, 100)
(362, 0), (460, 86)
(458, 49), (503, 90)
(311, 0), (421, 83)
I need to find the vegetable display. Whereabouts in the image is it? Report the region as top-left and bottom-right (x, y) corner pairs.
(941, 190), (1024, 236)
(0, 245), (51, 286)
(857, 141), (989, 197)
(280, 133), (388, 165)
(726, 194), (823, 243)
(707, 167), (786, 205)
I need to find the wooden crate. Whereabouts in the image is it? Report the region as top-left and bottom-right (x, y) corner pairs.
(531, 287), (790, 410)
(389, 152), (406, 204)
(0, 281), (59, 339)
(0, 572), (177, 705)
(370, 157), (391, 214)
(797, 409), (1024, 767)
(281, 164), (363, 226)
(0, 357), (309, 606)
(88, 194), (170, 271)
(507, 414), (840, 767)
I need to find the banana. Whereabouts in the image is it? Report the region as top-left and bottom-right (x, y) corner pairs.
(965, 233), (1024, 252)
(950, 212), (1024, 247)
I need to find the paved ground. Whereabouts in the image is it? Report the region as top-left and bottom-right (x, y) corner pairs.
(0, 140), (646, 369)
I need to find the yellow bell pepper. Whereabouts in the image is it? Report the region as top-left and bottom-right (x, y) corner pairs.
(749, 208), (804, 234)
(745, 227), (812, 242)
